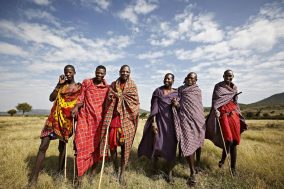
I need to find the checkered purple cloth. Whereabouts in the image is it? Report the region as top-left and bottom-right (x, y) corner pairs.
(175, 84), (205, 156)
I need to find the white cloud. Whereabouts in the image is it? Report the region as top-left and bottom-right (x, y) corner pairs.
(175, 41), (231, 62)
(229, 20), (277, 52)
(0, 42), (28, 57)
(148, 9), (224, 47)
(27, 61), (65, 73)
(138, 51), (165, 60)
(150, 69), (173, 80)
(23, 9), (61, 27)
(31, 0), (51, 6)
(0, 20), (132, 63)
(118, 0), (158, 24)
(228, 2), (284, 52)
(259, 2), (284, 19)
(150, 37), (176, 47)
(0, 21), (68, 48)
(118, 7), (138, 24)
(138, 50), (165, 64)
(134, 0), (158, 15)
(174, 49), (191, 60)
(156, 69), (173, 75)
(80, 0), (111, 12)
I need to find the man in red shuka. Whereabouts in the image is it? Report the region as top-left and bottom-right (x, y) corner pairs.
(71, 65), (109, 180)
(206, 70), (247, 176)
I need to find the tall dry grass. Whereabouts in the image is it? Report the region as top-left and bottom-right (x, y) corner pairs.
(0, 117), (283, 189)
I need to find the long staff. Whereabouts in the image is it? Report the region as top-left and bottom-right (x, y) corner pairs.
(216, 116), (233, 177)
(64, 140), (68, 181)
(72, 117), (77, 186)
(98, 124), (111, 189)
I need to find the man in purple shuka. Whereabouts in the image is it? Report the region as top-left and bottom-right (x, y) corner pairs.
(172, 72), (205, 186)
(138, 73), (179, 183)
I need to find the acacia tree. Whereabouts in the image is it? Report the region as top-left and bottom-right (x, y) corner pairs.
(7, 109), (17, 116)
(16, 103), (32, 115)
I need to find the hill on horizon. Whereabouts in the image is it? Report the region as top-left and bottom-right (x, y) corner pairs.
(245, 92), (284, 107)
(239, 92), (284, 119)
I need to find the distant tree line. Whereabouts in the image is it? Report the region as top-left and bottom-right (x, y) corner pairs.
(6, 102), (32, 116)
(243, 109), (284, 120)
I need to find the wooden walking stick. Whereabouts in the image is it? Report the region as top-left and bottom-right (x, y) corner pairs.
(98, 123), (111, 189)
(64, 140), (68, 181)
(72, 116), (77, 186)
(216, 116), (233, 177)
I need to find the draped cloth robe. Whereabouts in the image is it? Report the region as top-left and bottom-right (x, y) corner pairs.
(100, 78), (139, 165)
(175, 84), (205, 157)
(138, 87), (178, 162)
(75, 79), (108, 177)
(205, 81), (247, 148)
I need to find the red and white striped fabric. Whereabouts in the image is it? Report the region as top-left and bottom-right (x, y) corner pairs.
(75, 79), (109, 177)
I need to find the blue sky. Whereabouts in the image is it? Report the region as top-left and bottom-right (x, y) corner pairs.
(0, 0), (284, 111)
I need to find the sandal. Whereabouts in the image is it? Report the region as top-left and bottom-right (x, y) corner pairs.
(218, 161), (224, 168)
(195, 166), (202, 174)
(165, 171), (174, 184)
(187, 175), (197, 186)
(231, 168), (237, 176)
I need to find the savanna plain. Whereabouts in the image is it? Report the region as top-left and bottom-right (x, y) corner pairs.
(0, 117), (283, 189)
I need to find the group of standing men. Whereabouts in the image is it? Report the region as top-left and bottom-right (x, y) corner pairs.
(29, 64), (247, 187)
(138, 70), (247, 186)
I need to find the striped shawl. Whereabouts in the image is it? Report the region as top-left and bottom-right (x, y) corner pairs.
(100, 78), (139, 165)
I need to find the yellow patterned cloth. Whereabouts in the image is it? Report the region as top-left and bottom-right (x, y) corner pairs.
(41, 83), (81, 142)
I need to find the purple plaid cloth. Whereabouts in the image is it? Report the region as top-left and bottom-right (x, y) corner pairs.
(175, 84), (205, 156)
(205, 81), (247, 148)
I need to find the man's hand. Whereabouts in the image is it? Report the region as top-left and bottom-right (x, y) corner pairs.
(58, 75), (66, 85)
(171, 97), (179, 108)
(215, 110), (220, 118)
(151, 120), (158, 135)
(71, 106), (79, 118)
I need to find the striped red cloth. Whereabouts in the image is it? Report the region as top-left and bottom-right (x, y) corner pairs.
(75, 79), (108, 177)
(100, 78), (139, 165)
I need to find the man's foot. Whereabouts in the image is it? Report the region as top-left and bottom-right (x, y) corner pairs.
(27, 178), (37, 188)
(74, 177), (82, 188)
(218, 160), (224, 168)
(28, 175), (38, 187)
(165, 171), (174, 184)
(119, 174), (126, 186)
(195, 166), (202, 174)
(231, 168), (237, 176)
(187, 175), (197, 186)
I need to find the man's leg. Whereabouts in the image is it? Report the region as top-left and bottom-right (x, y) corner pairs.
(195, 147), (201, 173)
(166, 161), (175, 183)
(219, 142), (231, 168)
(110, 149), (119, 176)
(230, 144), (237, 176)
(58, 140), (66, 173)
(152, 156), (159, 174)
(119, 145), (126, 185)
(90, 162), (98, 176)
(30, 136), (51, 184)
(186, 154), (196, 185)
(178, 144), (182, 160)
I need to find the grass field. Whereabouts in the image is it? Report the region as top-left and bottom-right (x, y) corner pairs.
(0, 117), (283, 189)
